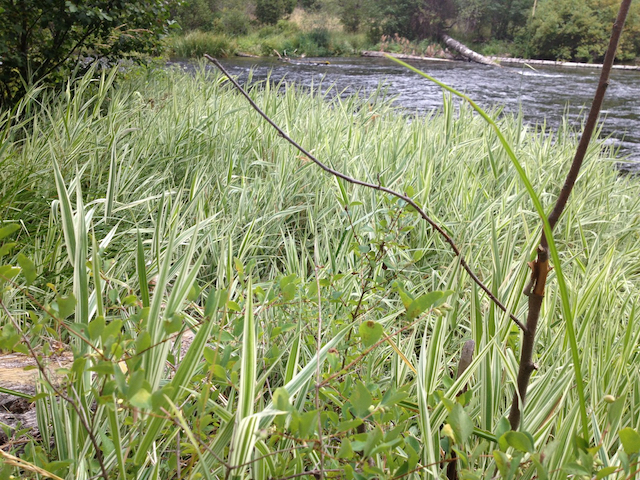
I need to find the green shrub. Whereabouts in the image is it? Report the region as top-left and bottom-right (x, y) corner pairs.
(294, 28), (332, 56)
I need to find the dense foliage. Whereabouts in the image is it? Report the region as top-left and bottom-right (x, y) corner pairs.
(168, 0), (640, 63)
(1, 65), (640, 479)
(523, 0), (640, 61)
(0, 0), (176, 107)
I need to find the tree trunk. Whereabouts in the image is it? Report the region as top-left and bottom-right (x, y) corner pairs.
(440, 34), (500, 66)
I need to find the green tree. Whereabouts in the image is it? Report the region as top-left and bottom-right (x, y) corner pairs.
(522, 0), (640, 61)
(456, 0), (534, 41)
(0, 0), (176, 107)
(255, 0), (296, 24)
(173, 0), (218, 31)
(338, 0), (368, 32)
(369, 0), (458, 40)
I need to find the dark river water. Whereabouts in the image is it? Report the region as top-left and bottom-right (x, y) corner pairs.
(179, 57), (640, 170)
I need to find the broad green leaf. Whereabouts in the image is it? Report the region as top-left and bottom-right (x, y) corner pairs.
(380, 387), (408, 407)
(619, 427), (640, 455)
(350, 382), (372, 418)
(163, 313), (183, 335)
(448, 403), (473, 444)
(596, 466), (618, 479)
(608, 396), (625, 429)
(336, 418), (363, 433)
(122, 294), (137, 306)
(0, 265), (20, 281)
(273, 387), (289, 411)
(502, 431), (534, 453)
(88, 314), (105, 341)
(406, 291), (443, 319)
(0, 224), (19, 241)
(359, 320), (383, 348)
(459, 471), (481, 480)
(0, 243), (16, 257)
(281, 283), (296, 301)
(297, 410), (317, 438)
(337, 438), (354, 459)
(562, 463), (591, 476)
(56, 294), (77, 319)
(88, 361), (115, 375)
(129, 388), (152, 410)
(212, 364), (227, 380)
(394, 281), (413, 310)
(493, 450), (510, 478)
(363, 425), (383, 457)
(494, 416), (511, 442)
(135, 330), (151, 354)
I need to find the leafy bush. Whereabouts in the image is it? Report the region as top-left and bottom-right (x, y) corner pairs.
(0, 0), (177, 107)
(338, 0), (367, 32)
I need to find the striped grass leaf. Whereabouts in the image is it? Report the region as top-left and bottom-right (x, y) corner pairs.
(134, 289), (223, 465)
(228, 277), (258, 476)
(417, 318), (440, 477)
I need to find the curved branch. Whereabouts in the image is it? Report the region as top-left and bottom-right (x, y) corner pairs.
(204, 54), (524, 331)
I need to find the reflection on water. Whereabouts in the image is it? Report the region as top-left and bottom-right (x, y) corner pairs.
(172, 57), (640, 170)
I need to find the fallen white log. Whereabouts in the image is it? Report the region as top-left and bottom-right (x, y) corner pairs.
(361, 50), (453, 62)
(441, 34), (500, 66)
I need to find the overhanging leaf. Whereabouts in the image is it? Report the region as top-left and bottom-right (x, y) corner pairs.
(406, 291), (443, 319)
(502, 431), (534, 453)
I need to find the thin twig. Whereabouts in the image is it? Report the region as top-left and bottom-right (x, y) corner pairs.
(204, 54), (525, 332)
(319, 316), (422, 388)
(0, 450), (64, 480)
(274, 469), (343, 480)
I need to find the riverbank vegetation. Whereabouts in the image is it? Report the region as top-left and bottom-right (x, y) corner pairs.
(0, 0), (176, 108)
(1, 63), (640, 478)
(168, 0), (640, 63)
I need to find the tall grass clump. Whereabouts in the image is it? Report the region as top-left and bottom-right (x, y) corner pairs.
(168, 17), (373, 58)
(0, 63), (640, 479)
(170, 30), (236, 58)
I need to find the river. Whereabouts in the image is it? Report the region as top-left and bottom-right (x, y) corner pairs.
(177, 56), (640, 171)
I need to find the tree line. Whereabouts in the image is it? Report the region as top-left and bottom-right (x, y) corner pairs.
(176, 0), (640, 62)
(2, 0), (639, 108)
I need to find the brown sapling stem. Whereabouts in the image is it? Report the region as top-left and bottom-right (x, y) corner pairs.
(509, 0), (633, 431)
